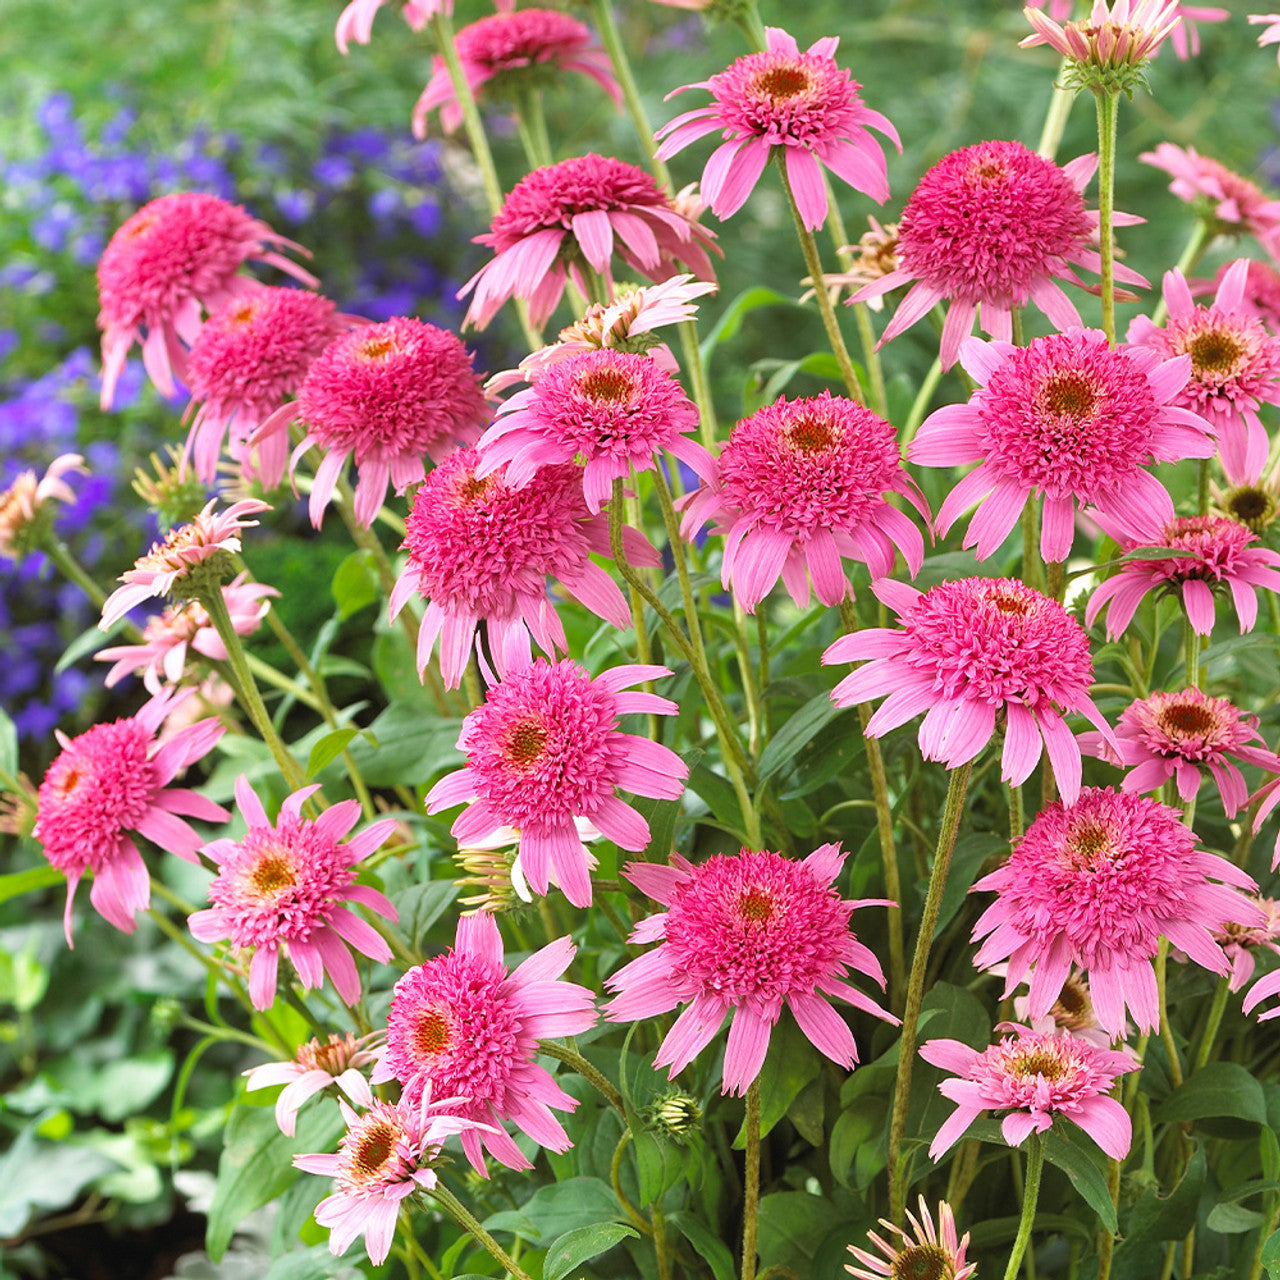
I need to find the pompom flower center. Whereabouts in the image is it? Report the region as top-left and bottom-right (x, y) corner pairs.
(412, 1010), (453, 1057)
(1010, 1048), (1066, 1081)
(349, 1120), (398, 1184)
(1064, 821), (1116, 870)
(246, 845), (301, 900)
(1187, 328), (1246, 378)
(357, 333), (400, 362)
(504, 719), (550, 767)
(738, 889), (776, 923)
(892, 1246), (951, 1280)
(711, 48), (862, 144)
(1158, 701), (1217, 737)
(750, 62), (812, 101)
(1040, 370), (1100, 419)
(784, 410), (835, 452)
(136, 525), (208, 576)
(576, 364), (638, 405)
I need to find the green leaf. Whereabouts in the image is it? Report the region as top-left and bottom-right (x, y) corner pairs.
(543, 1222), (638, 1280)
(94, 1051), (174, 1123)
(1154, 1062), (1268, 1127)
(1202, 632), (1280, 668)
(1044, 1126), (1117, 1233)
(330, 549), (380, 619)
(0, 1127), (121, 1237)
(935, 834), (1006, 935)
(757, 692), (841, 781)
(666, 1211), (736, 1280)
(632, 1129), (685, 1207)
(346, 704), (463, 787)
(1206, 1201), (1267, 1233)
(755, 1191), (832, 1272)
(305, 726), (362, 780)
(686, 760), (744, 831)
(391, 880), (459, 951)
(1261, 1227), (1280, 1278)
(484, 1177), (627, 1244)
(0, 865), (64, 904)
(1114, 1146), (1204, 1260)
(54, 622), (116, 674)
(699, 287), (794, 359)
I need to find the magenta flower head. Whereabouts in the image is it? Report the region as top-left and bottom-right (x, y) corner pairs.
(1128, 260), (1280, 486)
(911, 328), (1215, 562)
(920, 1024), (1138, 1161)
(654, 26), (900, 231)
(96, 193), (315, 409)
(477, 348), (711, 512)
(0, 453), (86, 561)
(244, 1031), (379, 1137)
(188, 776), (399, 1010)
(604, 845), (898, 1096)
(372, 912), (597, 1175)
(680, 392), (928, 613)
(426, 658), (687, 908)
(846, 1197), (975, 1280)
(972, 786), (1266, 1036)
(825, 577), (1112, 804)
(334, 0), (442, 53)
(33, 687), (228, 945)
(460, 155), (718, 331)
(390, 448), (659, 688)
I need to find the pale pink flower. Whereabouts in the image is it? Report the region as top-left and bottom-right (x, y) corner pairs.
(244, 1031), (380, 1137)
(1079, 687), (1280, 816)
(100, 498), (271, 629)
(425, 658), (687, 908)
(824, 576), (1112, 805)
(188, 775), (399, 1010)
(911, 329), (1214, 562)
(334, 0), (443, 54)
(846, 1197), (975, 1280)
(1245, 968), (1280, 1021)
(679, 392), (929, 612)
(96, 573), (277, 693)
(1012, 967), (1115, 1047)
(606, 846), (896, 1095)
(1168, 6), (1229, 59)
(655, 26), (900, 231)
(477, 348), (711, 513)
(390, 448), (659, 688)
(1022, 0), (1183, 74)
(1197, 257), (1280, 332)
(971, 786), (1266, 1035)
(372, 912), (596, 1174)
(1213, 897), (1280, 993)
(0, 453), (86, 560)
(413, 9), (621, 137)
(459, 155), (718, 331)
(33, 687), (228, 945)
(1249, 13), (1280, 66)
(920, 1024), (1138, 1160)
(97, 193), (314, 408)
(814, 216), (900, 308)
(1085, 513), (1280, 638)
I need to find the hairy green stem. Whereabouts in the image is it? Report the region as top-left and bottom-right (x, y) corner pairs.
(1002, 1134), (1046, 1280)
(1156, 938), (1184, 1089)
(1192, 976), (1231, 1072)
(432, 1183), (535, 1280)
(431, 12), (503, 215)
(742, 1078), (762, 1280)
(902, 357), (943, 442)
(1093, 89), (1120, 345)
(1036, 71), (1076, 160)
(537, 1040), (626, 1115)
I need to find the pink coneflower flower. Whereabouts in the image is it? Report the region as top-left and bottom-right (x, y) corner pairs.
(824, 577), (1112, 804)
(852, 142), (1141, 369)
(1213, 897), (1280, 993)
(971, 786), (1265, 1035)
(100, 498), (270, 629)
(654, 26), (900, 231)
(188, 775), (399, 1010)
(605, 845), (896, 1095)
(0, 453), (86, 560)
(813, 216), (899, 309)
(294, 1095), (489, 1266)
(846, 1197), (975, 1280)
(334, 0), (449, 53)
(97, 193), (314, 409)
(1012, 967), (1115, 1046)
(1168, 6), (1229, 59)
(425, 658), (687, 908)
(1022, 0), (1183, 83)
(33, 687), (228, 945)
(1250, 14), (1280, 66)
(477, 348), (710, 513)
(390, 449), (658, 687)
(372, 912), (596, 1174)
(1078, 687), (1280, 816)
(1128, 260), (1280, 485)
(96, 573), (277, 693)
(679, 392), (928, 612)
(183, 287), (357, 487)
(911, 329), (1214, 562)
(1084, 513), (1280, 638)
(1198, 257), (1280, 332)
(244, 1031), (379, 1137)
(920, 1024), (1138, 1160)
(459, 155), (718, 331)
(412, 9), (621, 137)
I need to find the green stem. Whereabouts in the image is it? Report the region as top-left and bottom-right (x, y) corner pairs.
(243, 652), (324, 714)
(1197, 457), (1211, 517)
(1036, 70), (1076, 160)
(1002, 1134), (1046, 1280)
(1192, 975), (1231, 1072)
(901, 357), (943, 443)
(1096, 1157), (1121, 1280)
(1021, 494), (1045, 593)
(651, 1204), (674, 1280)
(741, 1078), (762, 1280)
(431, 1183), (535, 1280)
(536, 1040), (626, 1115)
(431, 11), (503, 217)
(1153, 219), (1214, 327)
(679, 319), (719, 448)
(610, 1132), (654, 1236)
(853, 301), (889, 419)
(43, 536), (108, 611)
(1183, 613), (1200, 690)
(1156, 938), (1184, 1089)
(1093, 89), (1121, 345)
(513, 89), (553, 170)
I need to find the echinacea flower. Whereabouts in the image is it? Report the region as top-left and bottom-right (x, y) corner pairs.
(334, 0), (442, 54)
(1022, 0), (1183, 91)
(1198, 257), (1280, 332)
(605, 845), (897, 1095)
(1013, 967), (1115, 1046)
(813, 216), (899, 308)
(97, 193), (314, 409)
(412, 9), (621, 137)
(372, 912), (597, 1174)
(33, 687), (228, 944)
(920, 1024), (1138, 1160)
(824, 576), (1112, 804)
(391, 449), (659, 687)
(1168, 5), (1229, 58)
(245, 1031), (380, 1137)
(1251, 13), (1280, 66)
(0, 453), (85, 560)
(679, 391), (928, 612)
(971, 786), (1266, 1035)
(655, 26), (900, 231)
(910, 329), (1214, 563)
(1213, 897), (1280, 993)
(188, 776), (399, 1010)
(459, 155), (718, 331)
(426, 658), (687, 908)
(846, 1196), (976, 1280)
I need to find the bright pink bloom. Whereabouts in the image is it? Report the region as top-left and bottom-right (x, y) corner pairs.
(846, 1197), (976, 1280)
(825, 577), (1111, 804)
(971, 786), (1265, 1035)
(920, 1024), (1138, 1160)
(1022, 0), (1183, 71)
(1213, 897), (1280, 993)
(853, 143), (1140, 369)
(460, 155), (718, 331)
(1011, 966), (1115, 1046)
(33, 687), (228, 945)
(0, 453), (85, 560)
(97, 193), (314, 408)
(1085, 513), (1280, 638)
(605, 845), (896, 1095)
(1198, 257), (1280, 332)
(679, 392), (928, 612)
(1252, 13), (1280, 64)
(413, 9), (620, 136)
(478, 348), (710, 513)
(655, 26), (900, 231)
(334, 0), (443, 53)
(1128, 260), (1280, 485)
(426, 658), (686, 908)
(188, 776), (399, 1010)
(245, 1031), (379, 1137)
(391, 448), (659, 687)
(372, 912), (596, 1174)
